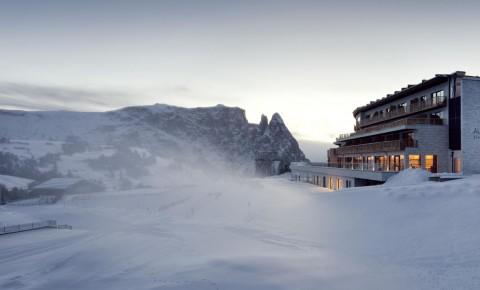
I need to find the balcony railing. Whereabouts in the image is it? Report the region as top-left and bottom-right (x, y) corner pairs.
(336, 118), (443, 141)
(359, 98), (447, 128)
(309, 162), (399, 173)
(331, 139), (416, 155)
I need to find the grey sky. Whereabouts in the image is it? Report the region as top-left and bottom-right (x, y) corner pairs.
(1, 0), (480, 141)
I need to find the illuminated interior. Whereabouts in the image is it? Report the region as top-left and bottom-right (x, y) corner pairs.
(408, 154), (421, 168)
(424, 154), (437, 173)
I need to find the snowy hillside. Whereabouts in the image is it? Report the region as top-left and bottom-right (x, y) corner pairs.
(0, 175), (33, 190)
(1, 172), (480, 289)
(0, 104), (306, 186)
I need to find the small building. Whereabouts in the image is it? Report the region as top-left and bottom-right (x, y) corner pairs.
(255, 151), (288, 176)
(292, 71), (480, 189)
(0, 174), (34, 204)
(30, 178), (103, 197)
(0, 174), (34, 191)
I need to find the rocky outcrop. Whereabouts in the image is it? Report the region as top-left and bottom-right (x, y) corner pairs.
(254, 113), (306, 176)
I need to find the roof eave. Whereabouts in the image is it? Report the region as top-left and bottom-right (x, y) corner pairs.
(352, 74), (452, 116)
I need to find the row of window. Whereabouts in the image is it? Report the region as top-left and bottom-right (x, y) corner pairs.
(408, 154), (437, 173)
(327, 176), (351, 190)
(336, 154), (438, 173)
(360, 90), (445, 122)
(294, 175), (352, 190)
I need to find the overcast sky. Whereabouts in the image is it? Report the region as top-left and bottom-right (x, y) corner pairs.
(1, 0), (480, 142)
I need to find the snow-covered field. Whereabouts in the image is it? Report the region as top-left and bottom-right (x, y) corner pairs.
(0, 175), (33, 190)
(1, 173), (480, 289)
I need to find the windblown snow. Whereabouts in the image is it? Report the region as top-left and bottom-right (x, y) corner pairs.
(1, 172), (480, 289)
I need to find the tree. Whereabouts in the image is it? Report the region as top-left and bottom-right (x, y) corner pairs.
(0, 185), (6, 205)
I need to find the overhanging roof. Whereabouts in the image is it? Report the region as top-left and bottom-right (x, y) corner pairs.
(352, 71), (466, 116)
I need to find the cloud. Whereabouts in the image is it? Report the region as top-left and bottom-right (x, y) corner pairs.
(0, 82), (133, 111)
(0, 81), (242, 113)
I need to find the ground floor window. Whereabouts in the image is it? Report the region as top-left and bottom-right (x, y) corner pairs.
(329, 177), (333, 190)
(345, 180), (352, 188)
(367, 156), (374, 170)
(425, 154), (437, 173)
(388, 155), (404, 171)
(408, 154), (421, 168)
(375, 156), (387, 171)
(322, 176), (326, 187)
(336, 178), (342, 190)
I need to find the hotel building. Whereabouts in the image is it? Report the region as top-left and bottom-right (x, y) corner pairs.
(291, 71), (480, 189)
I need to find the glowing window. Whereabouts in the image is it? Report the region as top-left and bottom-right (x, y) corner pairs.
(425, 155), (437, 173)
(408, 155), (421, 168)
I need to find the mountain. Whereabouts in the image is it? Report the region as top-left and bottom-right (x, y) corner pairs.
(0, 104), (306, 187)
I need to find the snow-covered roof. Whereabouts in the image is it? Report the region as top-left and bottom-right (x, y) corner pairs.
(33, 178), (84, 190)
(0, 174), (34, 190)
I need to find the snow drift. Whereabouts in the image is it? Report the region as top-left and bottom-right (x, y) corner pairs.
(384, 168), (431, 186)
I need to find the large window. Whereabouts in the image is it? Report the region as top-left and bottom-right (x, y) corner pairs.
(388, 155), (404, 171)
(398, 102), (408, 113)
(367, 156), (374, 170)
(431, 90), (445, 105)
(375, 156), (387, 171)
(425, 155), (437, 173)
(353, 156), (362, 170)
(419, 96), (428, 109)
(410, 98), (419, 110)
(346, 180), (352, 188)
(403, 132), (416, 147)
(408, 154), (421, 168)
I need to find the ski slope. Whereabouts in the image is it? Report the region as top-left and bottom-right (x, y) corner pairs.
(1, 174), (480, 289)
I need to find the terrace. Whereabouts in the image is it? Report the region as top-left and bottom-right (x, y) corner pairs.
(337, 117), (443, 142)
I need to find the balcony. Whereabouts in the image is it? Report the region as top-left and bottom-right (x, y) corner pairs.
(336, 117), (443, 141)
(358, 98), (447, 128)
(290, 163), (397, 182)
(331, 139), (416, 155)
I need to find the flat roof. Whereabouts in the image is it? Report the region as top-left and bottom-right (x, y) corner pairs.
(352, 71), (467, 116)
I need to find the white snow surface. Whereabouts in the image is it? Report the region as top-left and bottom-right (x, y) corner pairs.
(0, 175), (33, 190)
(1, 173), (480, 289)
(32, 178), (83, 190)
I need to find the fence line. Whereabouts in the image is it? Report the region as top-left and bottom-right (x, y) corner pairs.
(0, 220), (71, 235)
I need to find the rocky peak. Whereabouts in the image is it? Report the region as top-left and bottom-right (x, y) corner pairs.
(270, 113), (284, 125)
(254, 112), (306, 175)
(258, 114), (268, 136)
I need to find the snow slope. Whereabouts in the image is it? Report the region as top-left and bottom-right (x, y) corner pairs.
(1, 174), (480, 289)
(0, 174), (33, 190)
